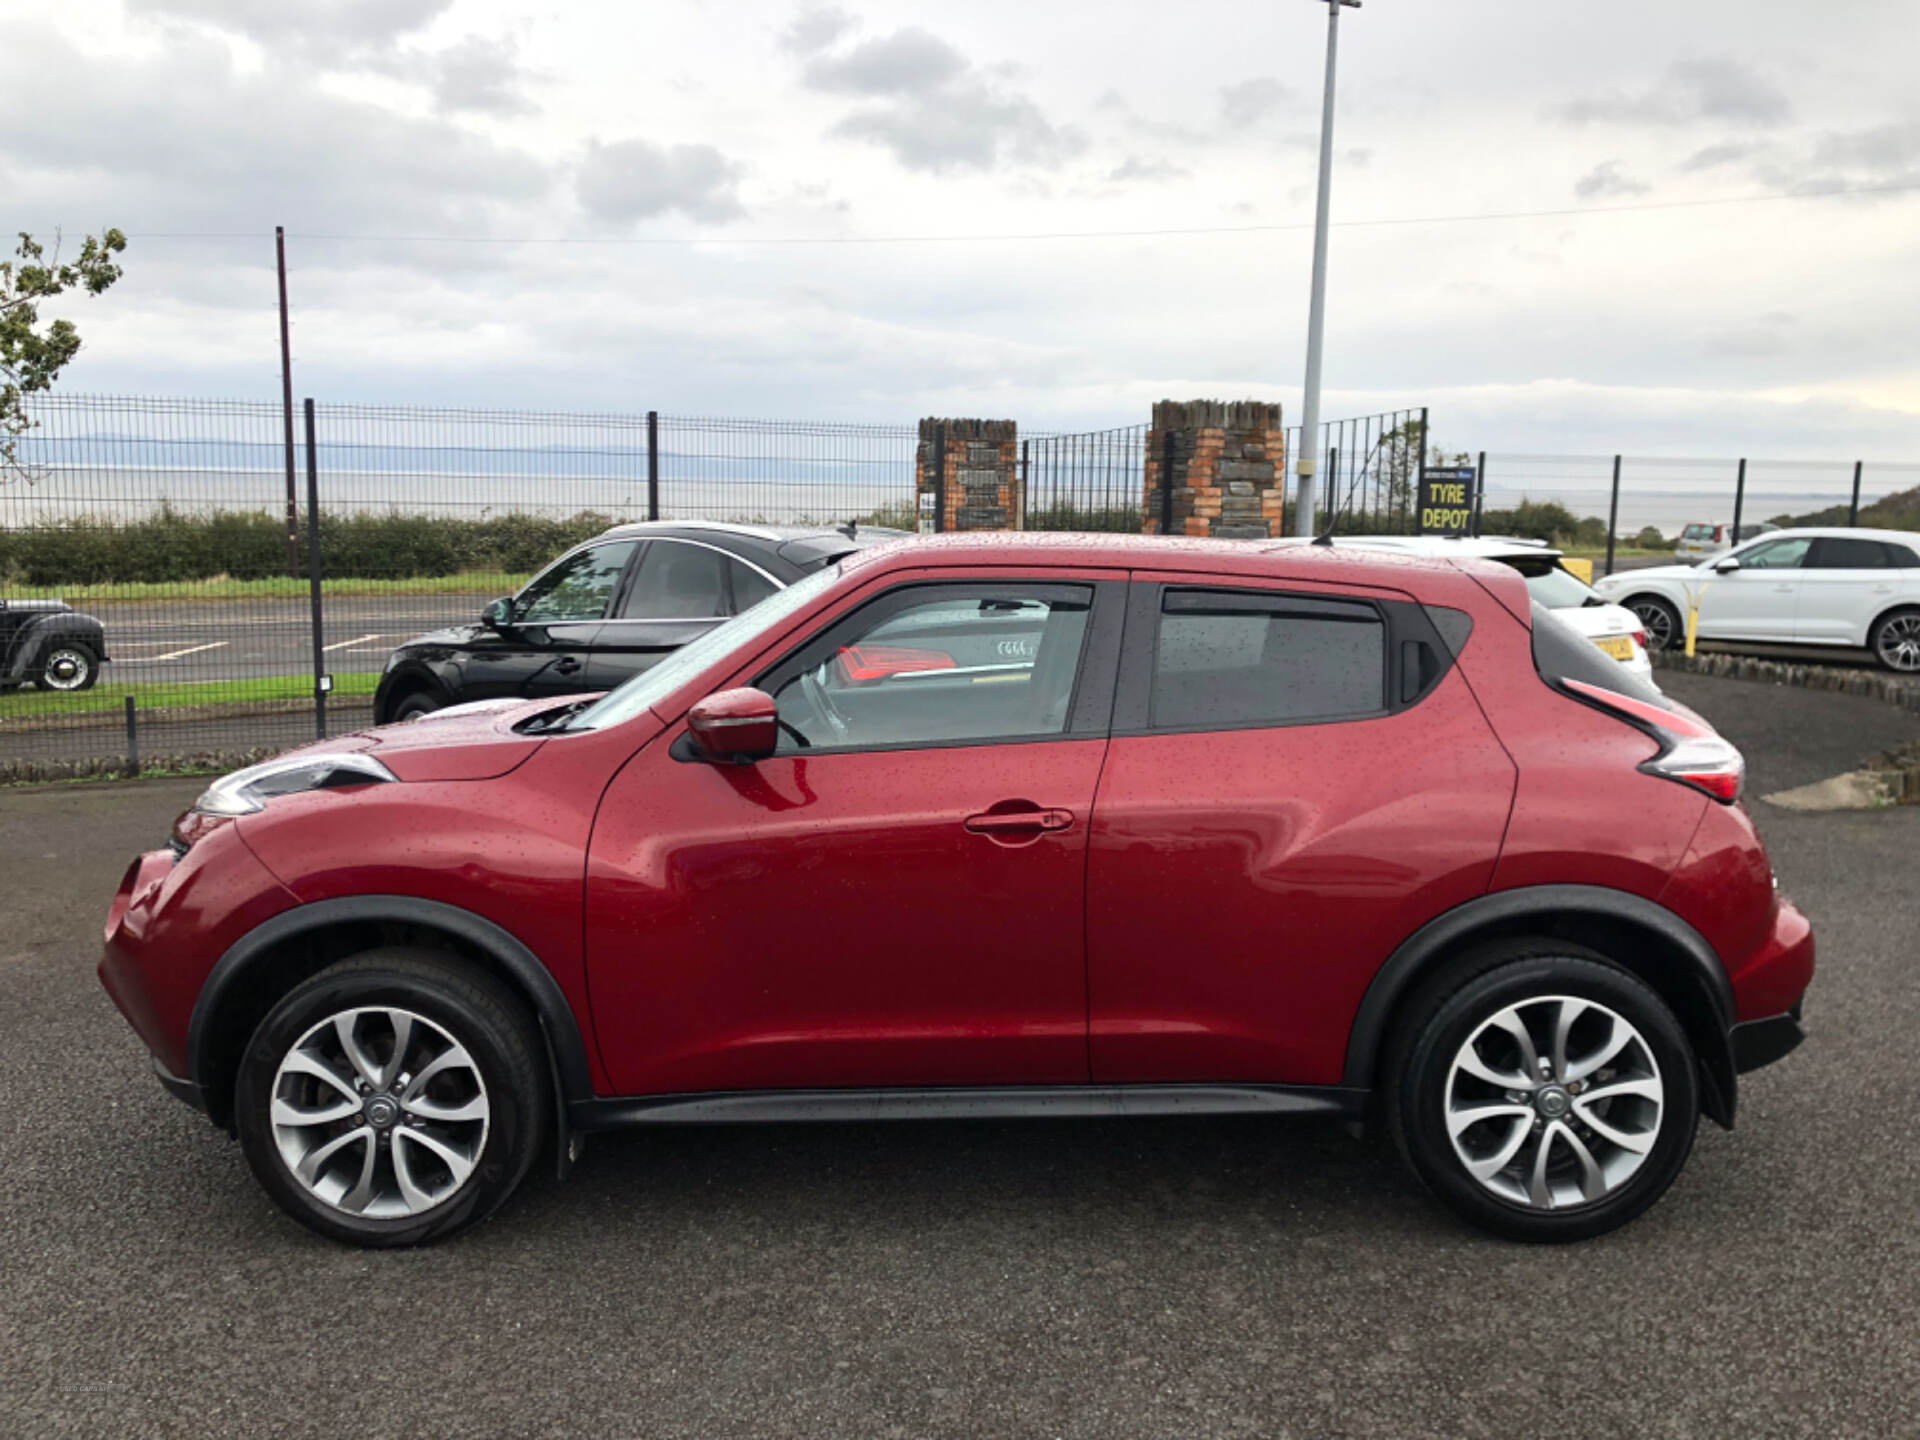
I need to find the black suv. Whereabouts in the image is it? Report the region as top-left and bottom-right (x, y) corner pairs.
(372, 522), (906, 723)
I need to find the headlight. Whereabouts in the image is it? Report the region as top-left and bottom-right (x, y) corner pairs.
(193, 751), (398, 816)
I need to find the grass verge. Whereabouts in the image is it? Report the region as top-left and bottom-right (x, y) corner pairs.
(0, 672), (380, 719)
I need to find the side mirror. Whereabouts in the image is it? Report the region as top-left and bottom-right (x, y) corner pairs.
(1711, 557), (1742, 574)
(686, 688), (778, 764)
(481, 596), (514, 630)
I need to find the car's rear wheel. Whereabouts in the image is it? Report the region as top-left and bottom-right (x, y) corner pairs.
(38, 642), (99, 691)
(1868, 607), (1920, 674)
(1624, 596), (1683, 653)
(233, 950), (548, 1247)
(1387, 942), (1698, 1242)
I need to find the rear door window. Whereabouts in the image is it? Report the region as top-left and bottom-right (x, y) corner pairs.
(1151, 590), (1386, 730)
(619, 541), (730, 619)
(1806, 537), (1893, 569)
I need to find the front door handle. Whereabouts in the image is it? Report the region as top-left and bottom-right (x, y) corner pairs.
(554, 656), (582, 674)
(964, 807), (1073, 835)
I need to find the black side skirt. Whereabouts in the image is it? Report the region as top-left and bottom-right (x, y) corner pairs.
(569, 1083), (1365, 1131)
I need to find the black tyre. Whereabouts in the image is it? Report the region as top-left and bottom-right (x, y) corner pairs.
(233, 949), (548, 1247)
(37, 641), (99, 692)
(1868, 606), (1920, 674)
(1386, 940), (1698, 1243)
(391, 690), (443, 722)
(1623, 595), (1683, 653)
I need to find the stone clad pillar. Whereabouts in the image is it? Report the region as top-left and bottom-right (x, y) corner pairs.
(1144, 400), (1287, 539)
(915, 419), (1019, 533)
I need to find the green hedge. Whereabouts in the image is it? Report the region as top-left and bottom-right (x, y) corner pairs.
(0, 505), (622, 586)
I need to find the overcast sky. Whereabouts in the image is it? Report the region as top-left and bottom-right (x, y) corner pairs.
(7, 0), (1920, 458)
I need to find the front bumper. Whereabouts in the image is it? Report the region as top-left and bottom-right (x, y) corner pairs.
(152, 1055), (207, 1113)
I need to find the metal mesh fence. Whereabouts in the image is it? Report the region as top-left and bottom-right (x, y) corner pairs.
(1021, 426), (1147, 532)
(6, 392), (1912, 779)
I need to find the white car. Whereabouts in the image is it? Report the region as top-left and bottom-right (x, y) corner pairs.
(1591, 526), (1920, 673)
(1285, 535), (1655, 680)
(1675, 521), (1777, 562)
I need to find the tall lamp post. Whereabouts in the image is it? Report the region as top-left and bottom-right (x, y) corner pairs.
(1293, 0), (1361, 537)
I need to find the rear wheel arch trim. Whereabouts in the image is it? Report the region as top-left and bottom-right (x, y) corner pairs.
(1343, 884), (1736, 1110)
(1867, 602), (1920, 655)
(187, 896), (594, 1119)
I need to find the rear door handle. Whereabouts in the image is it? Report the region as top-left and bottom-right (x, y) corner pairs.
(554, 656), (582, 674)
(965, 807), (1073, 834)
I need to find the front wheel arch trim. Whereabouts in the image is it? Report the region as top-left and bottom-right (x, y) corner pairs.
(374, 664), (452, 724)
(186, 895), (594, 1124)
(1343, 884), (1737, 1125)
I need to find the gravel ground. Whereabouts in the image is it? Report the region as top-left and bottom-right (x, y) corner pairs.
(2, 672), (1916, 1440)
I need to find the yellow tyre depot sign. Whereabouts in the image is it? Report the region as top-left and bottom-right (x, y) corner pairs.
(1419, 466), (1478, 536)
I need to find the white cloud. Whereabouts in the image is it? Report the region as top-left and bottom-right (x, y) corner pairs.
(576, 139), (745, 225)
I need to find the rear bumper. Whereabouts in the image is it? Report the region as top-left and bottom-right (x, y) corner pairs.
(1731, 1003), (1805, 1074)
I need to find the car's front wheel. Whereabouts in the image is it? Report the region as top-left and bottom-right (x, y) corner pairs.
(233, 950), (548, 1247)
(390, 690), (443, 723)
(1624, 596), (1683, 653)
(1387, 942), (1698, 1243)
(38, 641), (100, 691)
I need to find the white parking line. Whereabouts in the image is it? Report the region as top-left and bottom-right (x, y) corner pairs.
(125, 641), (230, 663)
(322, 632), (385, 653)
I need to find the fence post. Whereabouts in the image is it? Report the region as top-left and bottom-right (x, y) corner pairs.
(303, 399), (328, 740)
(1473, 451), (1487, 537)
(1849, 460), (1863, 527)
(932, 423), (947, 534)
(1017, 439), (1029, 531)
(1605, 453), (1622, 576)
(646, 411), (660, 522)
(1160, 427), (1176, 536)
(276, 226), (300, 580)
(1412, 407), (1428, 534)
(124, 695), (138, 779)
(1323, 448), (1339, 535)
(1732, 457), (1746, 540)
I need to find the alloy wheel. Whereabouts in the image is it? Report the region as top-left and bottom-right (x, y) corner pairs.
(41, 646), (92, 691)
(1876, 613), (1920, 673)
(1627, 600), (1675, 652)
(1444, 995), (1664, 1211)
(269, 1006), (490, 1219)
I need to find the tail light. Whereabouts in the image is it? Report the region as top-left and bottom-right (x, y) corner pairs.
(1629, 628), (1650, 650)
(1562, 677), (1745, 803)
(835, 644), (955, 685)
(1712, 524), (1725, 542)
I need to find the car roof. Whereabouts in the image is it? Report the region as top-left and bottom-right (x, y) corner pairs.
(1741, 526), (1918, 544)
(840, 529), (1491, 585)
(1273, 533), (1563, 562)
(599, 520), (883, 543)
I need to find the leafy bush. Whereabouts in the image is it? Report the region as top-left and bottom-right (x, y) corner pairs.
(0, 506), (621, 586)
(1632, 526), (1674, 551)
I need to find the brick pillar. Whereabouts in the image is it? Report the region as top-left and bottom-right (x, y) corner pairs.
(1144, 400), (1288, 539)
(916, 419), (1018, 533)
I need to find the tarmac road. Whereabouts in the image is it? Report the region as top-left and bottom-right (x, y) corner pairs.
(86, 594), (492, 683)
(3, 671), (1917, 1439)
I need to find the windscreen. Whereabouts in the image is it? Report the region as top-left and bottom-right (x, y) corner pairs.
(567, 565), (840, 731)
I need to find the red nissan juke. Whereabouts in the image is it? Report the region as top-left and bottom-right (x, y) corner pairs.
(100, 533), (1812, 1246)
